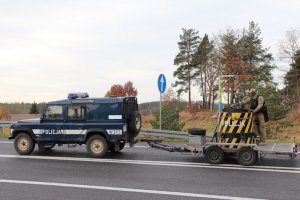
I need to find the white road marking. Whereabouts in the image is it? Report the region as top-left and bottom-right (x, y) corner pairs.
(125, 145), (148, 148)
(0, 154), (299, 174)
(271, 143), (276, 152)
(0, 179), (266, 200)
(0, 141), (13, 144)
(0, 142), (148, 148)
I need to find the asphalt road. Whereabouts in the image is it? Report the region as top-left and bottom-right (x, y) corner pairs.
(0, 138), (299, 200)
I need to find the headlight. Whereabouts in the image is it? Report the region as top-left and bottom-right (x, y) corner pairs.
(10, 124), (15, 135)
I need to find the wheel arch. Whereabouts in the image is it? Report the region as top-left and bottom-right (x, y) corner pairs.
(84, 129), (109, 143)
(11, 128), (35, 140)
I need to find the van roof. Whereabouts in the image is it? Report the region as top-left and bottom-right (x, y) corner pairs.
(47, 97), (137, 105)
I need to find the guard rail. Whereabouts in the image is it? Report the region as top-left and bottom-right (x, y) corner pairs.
(0, 121), (188, 139)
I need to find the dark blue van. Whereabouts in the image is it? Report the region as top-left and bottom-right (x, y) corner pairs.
(9, 93), (141, 157)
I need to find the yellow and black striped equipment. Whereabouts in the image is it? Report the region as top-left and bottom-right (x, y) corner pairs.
(214, 111), (256, 148)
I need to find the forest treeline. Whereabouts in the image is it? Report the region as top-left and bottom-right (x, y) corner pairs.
(172, 21), (300, 121)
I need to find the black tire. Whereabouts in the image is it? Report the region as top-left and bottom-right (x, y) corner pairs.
(188, 128), (206, 136)
(38, 143), (55, 152)
(86, 135), (108, 158)
(110, 142), (125, 153)
(46, 144), (55, 149)
(128, 111), (142, 134)
(205, 146), (224, 164)
(14, 133), (35, 155)
(237, 147), (257, 166)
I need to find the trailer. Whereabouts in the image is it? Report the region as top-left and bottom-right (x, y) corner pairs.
(139, 108), (298, 166)
(139, 75), (298, 166)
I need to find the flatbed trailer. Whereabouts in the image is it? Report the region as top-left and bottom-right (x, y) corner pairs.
(139, 138), (297, 166)
(139, 108), (298, 166)
(137, 75), (299, 166)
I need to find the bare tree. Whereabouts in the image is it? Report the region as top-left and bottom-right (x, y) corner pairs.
(279, 28), (300, 65)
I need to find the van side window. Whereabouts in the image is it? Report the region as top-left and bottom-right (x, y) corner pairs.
(86, 103), (122, 120)
(67, 105), (85, 120)
(44, 105), (63, 120)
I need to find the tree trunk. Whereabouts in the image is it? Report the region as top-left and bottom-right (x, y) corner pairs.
(204, 66), (207, 109)
(199, 70), (204, 108)
(188, 65), (191, 106)
(208, 86), (212, 111)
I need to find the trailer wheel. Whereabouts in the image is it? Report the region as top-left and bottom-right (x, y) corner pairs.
(237, 147), (257, 166)
(205, 146), (224, 164)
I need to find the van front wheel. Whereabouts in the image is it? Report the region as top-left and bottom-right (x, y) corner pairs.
(14, 133), (35, 155)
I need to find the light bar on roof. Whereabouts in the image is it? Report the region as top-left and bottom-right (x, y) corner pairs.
(68, 93), (89, 99)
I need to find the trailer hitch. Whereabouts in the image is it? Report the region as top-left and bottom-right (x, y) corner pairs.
(138, 138), (185, 152)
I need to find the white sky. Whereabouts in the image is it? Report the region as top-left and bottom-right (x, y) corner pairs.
(0, 0), (299, 103)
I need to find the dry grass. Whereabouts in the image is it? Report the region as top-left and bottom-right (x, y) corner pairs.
(142, 108), (300, 144)
(0, 127), (10, 137)
(141, 115), (154, 129)
(275, 104), (300, 142)
(180, 111), (216, 133)
(142, 110), (217, 133)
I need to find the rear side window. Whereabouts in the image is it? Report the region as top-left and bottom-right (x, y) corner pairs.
(67, 105), (85, 120)
(86, 103), (122, 121)
(44, 105), (63, 120)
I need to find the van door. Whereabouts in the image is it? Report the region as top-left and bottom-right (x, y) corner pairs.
(39, 105), (65, 141)
(63, 104), (86, 141)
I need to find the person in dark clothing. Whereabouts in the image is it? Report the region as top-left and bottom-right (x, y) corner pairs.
(242, 89), (268, 146)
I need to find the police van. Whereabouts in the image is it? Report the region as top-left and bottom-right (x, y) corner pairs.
(9, 93), (142, 157)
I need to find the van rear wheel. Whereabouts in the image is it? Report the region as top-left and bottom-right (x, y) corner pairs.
(86, 135), (108, 158)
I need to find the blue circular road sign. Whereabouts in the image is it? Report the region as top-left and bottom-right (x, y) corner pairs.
(158, 74), (167, 93)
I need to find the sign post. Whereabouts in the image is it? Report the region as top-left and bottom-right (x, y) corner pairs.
(157, 74), (166, 130)
(218, 77), (223, 112)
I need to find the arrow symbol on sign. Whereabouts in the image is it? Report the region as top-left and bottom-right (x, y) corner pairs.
(160, 76), (164, 91)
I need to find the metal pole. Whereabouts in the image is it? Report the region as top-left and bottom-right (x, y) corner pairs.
(159, 93), (162, 130)
(218, 77), (223, 112)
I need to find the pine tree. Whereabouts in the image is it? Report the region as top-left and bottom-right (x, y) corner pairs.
(238, 21), (272, 66)
(29, 102), (39, 114)
(193, 34), (214, 109)
(173, 28), (200, 106)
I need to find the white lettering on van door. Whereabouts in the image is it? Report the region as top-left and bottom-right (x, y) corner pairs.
(108, 115), (122, 120)
(107, 129), (122, 135)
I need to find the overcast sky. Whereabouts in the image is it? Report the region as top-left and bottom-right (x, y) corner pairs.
(0, 0), (299, 103)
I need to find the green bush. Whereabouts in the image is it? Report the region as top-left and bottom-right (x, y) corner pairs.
(151, 105), (185, 131)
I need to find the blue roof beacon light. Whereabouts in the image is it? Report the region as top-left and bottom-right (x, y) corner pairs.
(68, 93), (89, 99)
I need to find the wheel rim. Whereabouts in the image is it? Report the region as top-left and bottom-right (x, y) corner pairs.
(241, 151), (252, 162)
(135, 116), (141, 129)
(90, 140), (104, 154)
(17, 137), (29, 151)
(210, 150), (220, 161)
